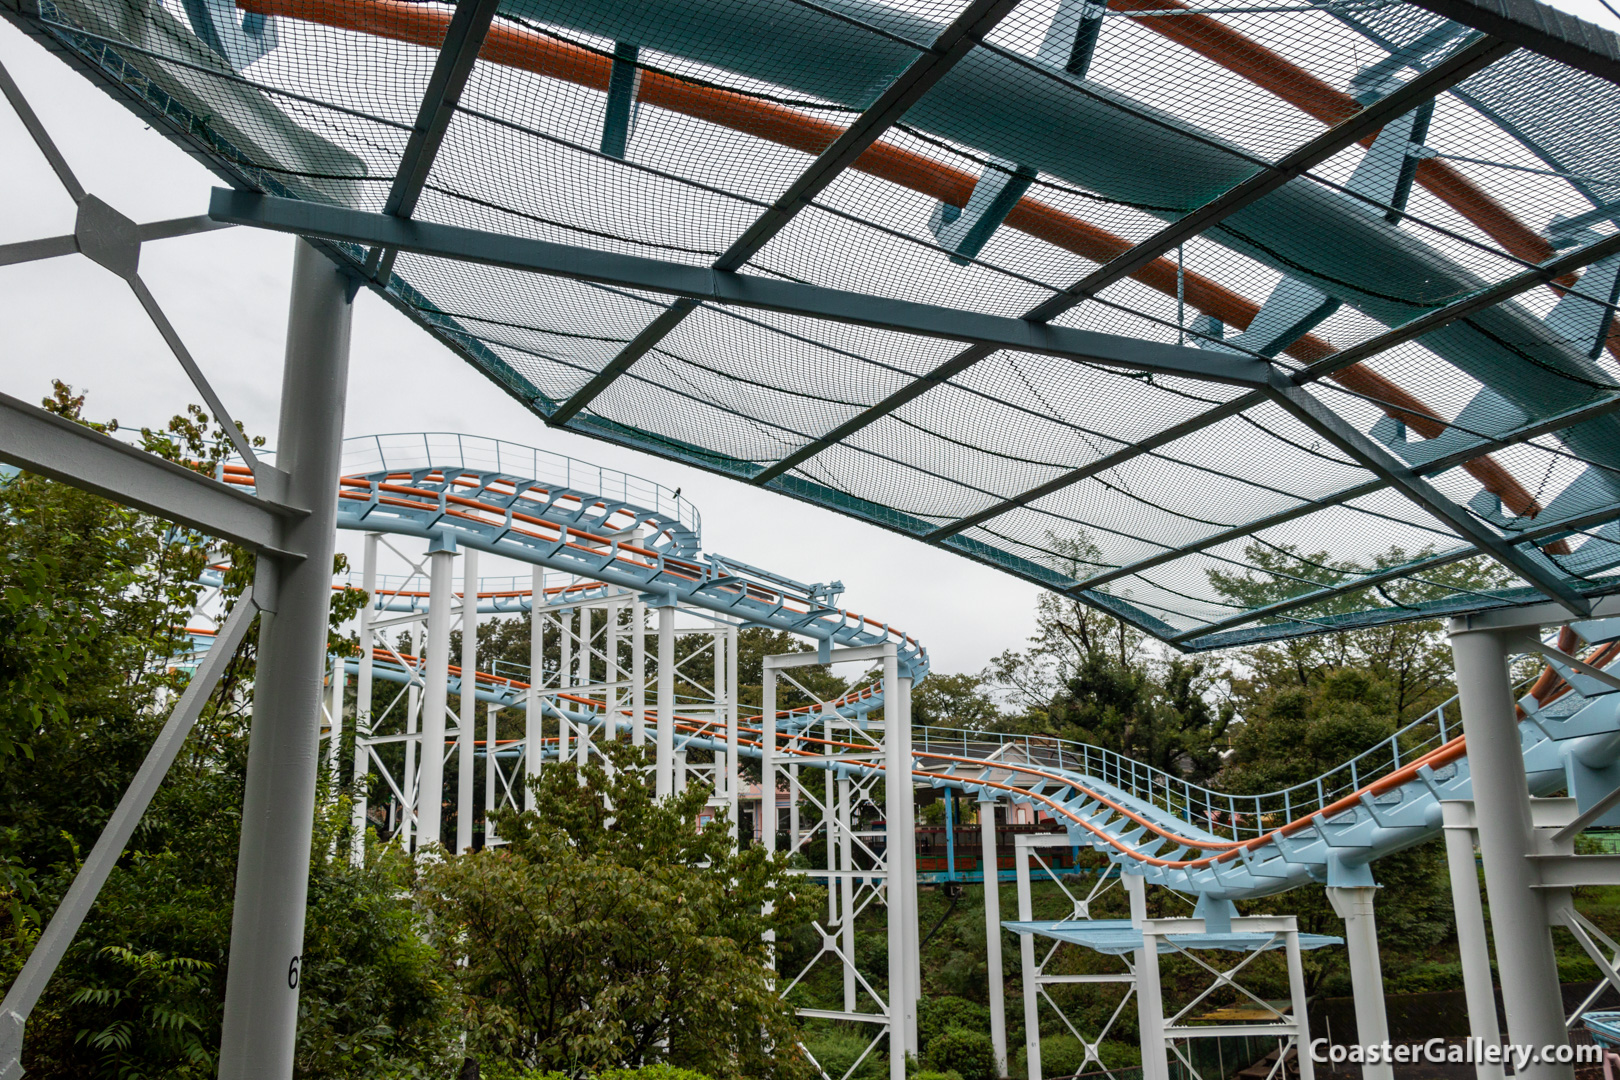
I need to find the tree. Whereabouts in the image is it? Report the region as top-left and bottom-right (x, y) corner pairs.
(980, 534), (1231, 780)
(911, 673), (1001, 731)
(1, 385), (452, 1078)
(422, 743), (822, 1079)
(1209, 541), (1517, 726)
(1218, 666), (1453, 994)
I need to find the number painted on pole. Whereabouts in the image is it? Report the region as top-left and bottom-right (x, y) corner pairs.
(288, 955), (300, 989)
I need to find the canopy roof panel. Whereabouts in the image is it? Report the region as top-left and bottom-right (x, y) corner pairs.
(11, 0), (1620, 648)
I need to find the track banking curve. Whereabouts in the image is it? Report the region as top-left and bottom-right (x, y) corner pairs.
(235, 432), (1620, 904)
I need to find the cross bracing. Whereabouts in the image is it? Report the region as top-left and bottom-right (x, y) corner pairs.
(7, 0), (1620, 646)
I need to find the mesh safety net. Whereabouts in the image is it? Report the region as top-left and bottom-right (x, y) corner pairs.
(10, 0), (1620, 649)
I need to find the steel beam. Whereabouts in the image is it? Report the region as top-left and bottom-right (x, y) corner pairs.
(545, 0), (1023, 427)
(1298, 228), (1620, 383)
(750, 32), (1511, 487)
(1078, 391), (1620, 590)
(1026, 32), (1513, 326)
(0, 589), (258, 1080)
(0, 390), (298, 552)
(927, 395), (1256, 542)
(1266, 376), (1590, 615)
(218, 240), (354, 1080)
(211, 189), (1271, 387)
(1406, 0), (1620, 87)
(369, 0), (503, 280)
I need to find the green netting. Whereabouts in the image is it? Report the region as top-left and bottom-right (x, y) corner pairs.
(9, 0), (1620, 648)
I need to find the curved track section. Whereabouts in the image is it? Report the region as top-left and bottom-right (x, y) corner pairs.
(272, 432), (1620, 902)
(350, 631), (1620, 902)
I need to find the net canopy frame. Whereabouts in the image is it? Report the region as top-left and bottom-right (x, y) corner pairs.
(8, 0), (1620, 651)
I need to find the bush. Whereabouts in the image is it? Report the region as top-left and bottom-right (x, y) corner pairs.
(914, 1071), (964, 1080)
(600, 1068), (717, 1080)
(804, 1028), (887, 1080)
(1014, 1034), (1085, 1079)
(918, 996), (992, 1050)
(926, 1029), (997, 1080)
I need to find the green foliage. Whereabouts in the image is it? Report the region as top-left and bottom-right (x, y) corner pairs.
(598, 1066), (721, 1080)
(0, 385), (454, 1078)
(424, 743), (820, 1079)
(912, 674), (1002, 732)
(68, 945), (216, 1079)
(1015, 1034), (1084, 1079)
(981, 537), (1231, 781)
(801, 1028), (885, 1080)
(917, 996), (991, 1051)
(925, 1029), (995, 1080)
(913, 1071), (965, 1080)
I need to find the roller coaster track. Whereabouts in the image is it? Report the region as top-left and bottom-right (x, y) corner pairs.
(225, 433), (1620, 903)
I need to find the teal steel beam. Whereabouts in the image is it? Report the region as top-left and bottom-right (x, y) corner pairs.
(1077, 390), (1620, 591)
(1296, 228), (1620, 384)
(751, 31), (1512, 489)
(1406, 0), (1620, 86)
(366, 0), (502, 280)
(544, 0), (1023, 428)
(211, 189), (1272, 386)
(1265, 373), (1591, 615)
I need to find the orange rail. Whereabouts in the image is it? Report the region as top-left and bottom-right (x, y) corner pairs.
(236, 0), (1562, 532)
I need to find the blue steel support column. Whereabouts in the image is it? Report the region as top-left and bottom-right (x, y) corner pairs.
(217, 240), (353, 1080)
(1450, 622), (1573, 1080)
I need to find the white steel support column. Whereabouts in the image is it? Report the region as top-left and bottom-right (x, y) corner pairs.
(351, 533), (377, 865)
(417, 539), (456, 853)
(402, 624), (421, 851)
(457, 546), (478, 854)
(1135, 925), (1168, 1080)
(656, 598), (675, 799)
(1326, 887), (1392, 1080)
(1284, 925), (1315, 1080)
(327, 654), (343, 793)
(762, 663), (777, 850)
(1125, 872), (1156, 1080)
(840, 775), (857, 1012)
(218, 239), (353, 1080)
(558, 607), (572, 763)
(525, 567), (542, 810)
(727, 625), (739, 839)
(1441, 801), (1506, 1080)
(632, 595), (647, 748)
(1014, 835), (1041, 1080)
(484, 701), (498, 841)
(575, 605), (590, 766)
(981, 796), (1007, 1077)
(1450, 622), (1573, 1080)
(895, 675), (920, 1056)
(606, 600), (621, 745)
(883, 646), (910, 1080)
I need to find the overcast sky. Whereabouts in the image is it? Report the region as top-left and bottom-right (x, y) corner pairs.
(2, 0), (1616, 676)
(0, 16), (1054, 676)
